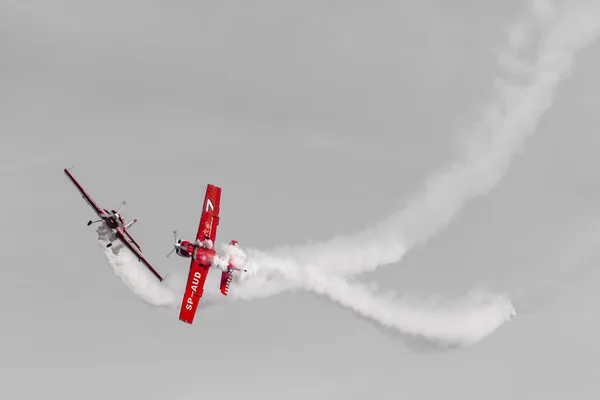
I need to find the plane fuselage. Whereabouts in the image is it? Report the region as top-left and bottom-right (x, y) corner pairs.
(102, 209), (125, 229)
(175, 240), (216, 266)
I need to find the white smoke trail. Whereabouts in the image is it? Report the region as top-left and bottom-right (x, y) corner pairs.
(90, 0), (600, 346)
(225, 248), (516, 345)
(222, 0), (598, 344)
(268, 0), (600, 277)
(96, 224), (180, 308)
(96, 228), (515, 345)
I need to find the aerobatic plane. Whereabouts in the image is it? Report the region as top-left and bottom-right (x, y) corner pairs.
(166, 183), (245, 324)
(63, 168), (164, 282)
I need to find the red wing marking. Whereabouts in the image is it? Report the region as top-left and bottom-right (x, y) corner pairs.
(179, 258), (210, 324)
(195, 184), (222, 243)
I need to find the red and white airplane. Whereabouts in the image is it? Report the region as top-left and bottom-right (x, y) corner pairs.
(167, 183), (245, 324)
(63, 168), (165, 282)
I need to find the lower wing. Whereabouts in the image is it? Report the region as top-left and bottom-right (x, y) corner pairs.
(115, 229), (164, 282)
(179, 259), (210, 324)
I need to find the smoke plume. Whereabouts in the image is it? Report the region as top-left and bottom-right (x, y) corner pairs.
(268, 0), (600, 278)
(93, 0), (600, 347)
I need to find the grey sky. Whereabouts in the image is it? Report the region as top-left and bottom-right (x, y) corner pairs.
(2, 0), (600, 399)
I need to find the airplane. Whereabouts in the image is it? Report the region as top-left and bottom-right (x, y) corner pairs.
(63, 167), (165, 282)
(167, 183), (246, 324)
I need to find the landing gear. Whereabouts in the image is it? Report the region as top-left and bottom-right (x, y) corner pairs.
(88, 219), (102, 226)
(106, 243), (113, 248)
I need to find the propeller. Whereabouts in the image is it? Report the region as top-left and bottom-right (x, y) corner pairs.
(116, 200), (126, 215)
(166, 230), (181, 258)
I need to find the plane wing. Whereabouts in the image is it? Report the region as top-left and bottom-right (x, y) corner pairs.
(115, 228), (165, 282)
(195, 184), (222, 243)
(63, 168), (106, 217)
(179, 258), (210, 324)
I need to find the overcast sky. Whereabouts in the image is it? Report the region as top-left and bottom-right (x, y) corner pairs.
(2, 1), (600, 399)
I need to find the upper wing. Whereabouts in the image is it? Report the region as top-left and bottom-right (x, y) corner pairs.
(63, 168), (106, 217)
(195, 184), (222, 243)
(220, 263), (246, 296)
(115, 229), (164, 282)
(179, 258), (210, 324)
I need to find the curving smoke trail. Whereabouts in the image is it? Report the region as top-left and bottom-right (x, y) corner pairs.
(96, 224), (180, 308)
(267, 0), (600, 278)
(97, 223), (516, 346)
(227, 249), (516, 345)
(92, 0), (600, 347)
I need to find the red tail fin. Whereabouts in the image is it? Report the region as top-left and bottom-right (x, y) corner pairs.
(220, 268), (233, 296)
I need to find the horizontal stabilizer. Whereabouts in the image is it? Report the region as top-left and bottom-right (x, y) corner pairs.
(220, 268), (233, 296)
(195, 184), (222, 243)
